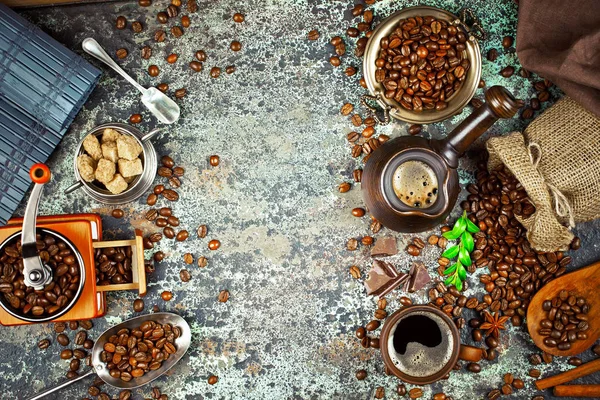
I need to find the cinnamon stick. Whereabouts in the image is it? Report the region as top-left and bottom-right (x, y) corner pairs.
(554, 385), (600, 397)
(535, 358), (600, 390)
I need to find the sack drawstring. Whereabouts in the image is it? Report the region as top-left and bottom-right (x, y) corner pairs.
(527, 142), (575, 228)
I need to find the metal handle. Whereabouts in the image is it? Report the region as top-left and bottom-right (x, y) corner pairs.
(82, 38), (147, 94)
(22, 164), (53, 290)
(456, 8), (486, 41)
(360, 94), (391, 126)
(140, 128), (163, 142)
(26, 369), (95, 400)
(64, 180), (83, 194)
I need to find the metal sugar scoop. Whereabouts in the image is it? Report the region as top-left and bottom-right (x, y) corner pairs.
(26, 313), (191, 400)
(82, 38), (180, 124)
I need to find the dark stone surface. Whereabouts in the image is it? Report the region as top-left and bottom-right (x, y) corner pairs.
(0, 0), (598, 399)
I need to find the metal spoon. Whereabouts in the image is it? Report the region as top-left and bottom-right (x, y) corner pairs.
(82, 38), (180, 124)
(26, 313), (191, 400)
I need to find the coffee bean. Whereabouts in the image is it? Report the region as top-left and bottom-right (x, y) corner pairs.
(119, 390), (132, 400)
(195, 50), (207, 62)
(568, 357), (582, 366)
(157, 12), (168, 23)
(167, 4), (178, 18)
(467, 362), (481, 373)
(175, 230), (189, 241)
(161, 291), (173, 301)
(60, 349), (73, 359)
(397, 384), (407, 396)
(409, 388), (423, 399)
(538, 91), (550, 102)
(349, 265), (361, 279)
(487, 390), (500, 400)
(208, 375), (218, 385)
(210, 67), (221, 78)
(197, 256), (208, 268)
(189, 61), (202, 72)
(351, 208), (365, 217)
(502, 36), (514, 48)
(138, 0), (151, 6)
(374, 387), (385, 399)
(487, 48), (498, 61)
(374, 309), (387, 319)
(500, 66), (515, 77)
(529, 368), (541, 378)
(180, 269), (191, 282)
(173, 166), (184, 176)
(406, 244), (420, 256)
(233, 13), (245, 23)
(365, 320), (380, 331)
(486, 336), (498, 348)
(38, 339), (50, 350)
(154, 30), (166, 42)
(163, 227), (175, 239)
(116, 16), (127, 29)
(111, 209), (124, 218)
(75, 331), (87, 346)
(181, 15), (191, 27)
(230, 41), (242, 52)
(131, 21), (143, 33)
(133, 299), (144, 312)
(163, 189), (179, 201)
(175, 88), (187, 99)
(512, 378), (524, 389)
(116, 48), (128, 59)
(157, 83), (168, 92)
(593, 344), (600, 355)
(208, 239), (221, 250)
(355, 369), (367, 380)
(148, 65), (159, 77)
(225, 65), (236, 74)
(171, 26), (183, 38)
(521, 108), (533, 119)
(355, 326), (366, 339)
(129, 113), (142, 124)
(329, 56), (341, 67)
(209, 155), (220, 166)
(408, 124), (422, 135)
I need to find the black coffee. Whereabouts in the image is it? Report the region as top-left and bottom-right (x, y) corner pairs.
(387, 311), (453, 377)
(392, 160), (438, 209)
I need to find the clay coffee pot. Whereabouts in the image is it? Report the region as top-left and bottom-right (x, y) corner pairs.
(362, 85), (521, 232)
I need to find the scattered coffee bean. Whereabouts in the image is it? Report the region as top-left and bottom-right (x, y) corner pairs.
(233, 13), (245, 23)
(355, 369), (367, 380)
(171, 26), (183, 38)
(502, 36), (514, 48)
(351, 207), (365, 217)
(349, 265), (361, 279)
(116, 48), (128, 59)
(38, 339), (50, 350)
(365, 320), (380, 331)
(197, 256), (208, 268)
(356, 326), (366, 339)
(161, 291), (173, 301)
(500, 66), (515, 78)
(329, 56), (341, 67)
(209, 155), (220, 166)
(195, 50), (206, 62)
(467, 362), (481, 373)
(374, 387), (385, 399)
(129, 114), (142, 124)
(208, 239), (221, 250)
(181, 15), (190, 28)
(189, 61), (202, 72)
(210, 67), (221, 78)
(226, 65), (236, 74)
(154, 30), (166, 42)
(487, 48), (498, 61)
(116, 16), (127, 30)
(131, 21), (143, 33)
(148, 65), (160, 77)
(179, 269), (191, 282)
(111, 209), (124, 218)
(409, 388), (423, 399)
(175, 88), (187, 99)
(230, 41), (242, 52)
(208, 375), (218, 385)
(175, 230), (189, 241)
(408, 124), (422, 135)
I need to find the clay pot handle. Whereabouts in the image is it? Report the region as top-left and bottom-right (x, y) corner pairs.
(458, 344), (483, 362)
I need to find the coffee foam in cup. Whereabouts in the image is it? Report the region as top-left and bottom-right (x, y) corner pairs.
(392, 160), (438, 209)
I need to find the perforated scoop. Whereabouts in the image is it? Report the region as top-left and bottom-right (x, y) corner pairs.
(26, 313), (191, 400)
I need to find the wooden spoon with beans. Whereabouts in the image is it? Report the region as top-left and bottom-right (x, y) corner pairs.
(527, 261), (600, 356)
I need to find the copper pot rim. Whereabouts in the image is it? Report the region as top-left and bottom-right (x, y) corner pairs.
(380, 305), (461, 385)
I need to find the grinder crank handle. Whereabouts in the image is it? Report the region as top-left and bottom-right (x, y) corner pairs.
(26, 369), (95, 400)
(22, 164), (53, 290)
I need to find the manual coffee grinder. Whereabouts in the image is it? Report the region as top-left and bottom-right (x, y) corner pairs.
(362, 86), (521, 232)
(0, 164), (148, 326)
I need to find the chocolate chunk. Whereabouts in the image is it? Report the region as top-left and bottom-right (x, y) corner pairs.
(370, 236), (398, 257)
(364, 260), (408, 297)
(404, 262), (431, 292)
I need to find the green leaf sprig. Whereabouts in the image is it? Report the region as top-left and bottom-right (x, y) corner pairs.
(441, 210), (480, 291)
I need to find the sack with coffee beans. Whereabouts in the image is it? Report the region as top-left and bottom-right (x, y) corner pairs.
(486, 97), (600, 251)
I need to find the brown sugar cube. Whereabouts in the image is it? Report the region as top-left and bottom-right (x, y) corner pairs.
(95, 159), (116, 184)
(105, 173), (128, 194)
(76, 154), (96, 182)
(116, 135), (143, 160)
(82, 134), (103, 160)
(101, 128), (121, 143)
(101, 141), (119, 163)
(118, 158), (143, 178)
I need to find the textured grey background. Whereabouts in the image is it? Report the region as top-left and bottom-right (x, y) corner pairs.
(0, 0), (599, 399)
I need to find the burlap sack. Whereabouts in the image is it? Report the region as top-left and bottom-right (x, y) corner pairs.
(486, 97), (600, 252)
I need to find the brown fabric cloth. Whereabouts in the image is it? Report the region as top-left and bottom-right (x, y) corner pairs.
(516, 0), (600, 117)
(487, 97), (600, 252)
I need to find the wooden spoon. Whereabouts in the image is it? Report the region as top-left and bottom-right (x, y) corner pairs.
(527, 261), (600, 356)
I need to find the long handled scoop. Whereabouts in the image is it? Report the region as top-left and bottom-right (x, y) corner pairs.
(26, 313), (191, 400)
(82, 38), (180, 124)
(527, 261), (600, 356)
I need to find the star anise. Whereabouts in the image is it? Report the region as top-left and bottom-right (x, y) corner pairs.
(480, 311), (510, 339)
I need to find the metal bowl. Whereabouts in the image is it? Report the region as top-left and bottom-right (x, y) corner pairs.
(362, 6), (483, 124)
(0, 229), (86, 323)
(66, 123), (160, 204)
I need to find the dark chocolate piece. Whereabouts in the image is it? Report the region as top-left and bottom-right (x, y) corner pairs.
(370, 236), (398, 257)
(405, 262), (431, 292)
(364, 259), (408, 297)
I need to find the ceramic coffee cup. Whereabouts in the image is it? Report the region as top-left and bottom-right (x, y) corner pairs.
(380, 305), (483, 384)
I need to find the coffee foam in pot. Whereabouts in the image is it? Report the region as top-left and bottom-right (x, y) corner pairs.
(392, 160), (438, 209)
